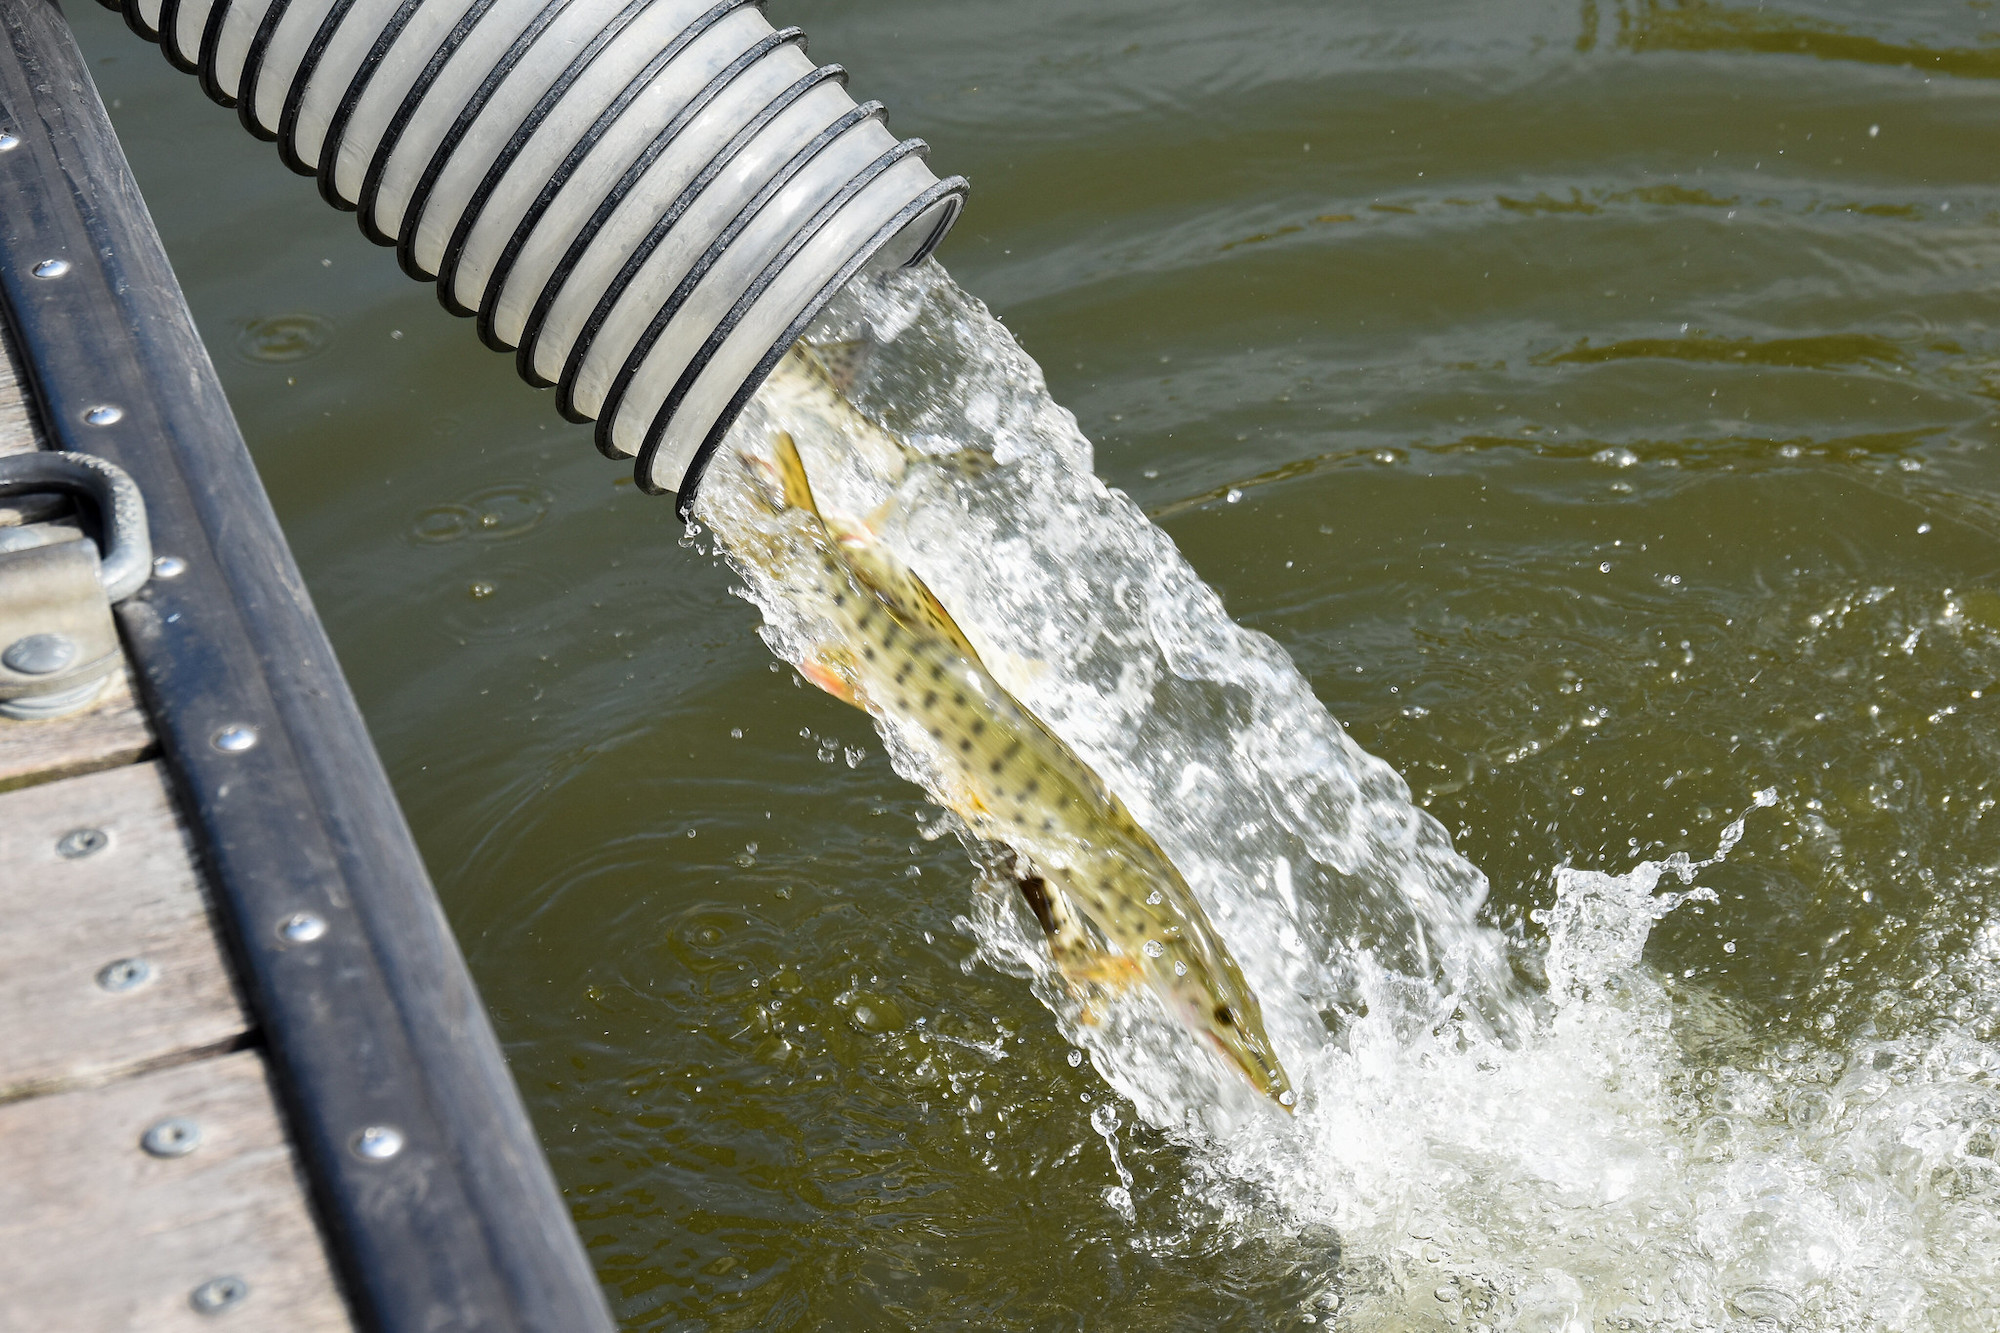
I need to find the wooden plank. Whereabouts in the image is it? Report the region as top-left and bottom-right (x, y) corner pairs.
(0, 323), (154, 784)
(0, 659), (156, 793)
(0, 761), (247, 1102)
(0, 308), (46, 458)
(0, 1049), (355, 1331)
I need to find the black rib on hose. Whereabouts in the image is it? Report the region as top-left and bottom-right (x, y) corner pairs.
(314, 0), (427, 210)
(392, 0), (580, 282)
(430, 0), (655, 315)
(196, 0), (242, 105)
(152, 0), (201, 73)
(473, 0), (759, 351)
(550, 34), (813, 424)
(593, 92), (873, 458)
(354, 0), (503, 246)
(665, 172), (967, 511)
(112, 0), (166, 56)
(238, 0), (304, 140)
(275, 0), (368, 175)
(512, 24), (800, 391)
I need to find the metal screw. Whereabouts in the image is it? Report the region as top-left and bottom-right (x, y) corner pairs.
(153, 554), (187, 579)
(277, 911), (326, 943)
(2, 632), (77, 675)
(0, 131), (18, 151)
(83, 405), (123, 426)
(56, 827), (108, 859)
(352, 1125), (405, 1161)
(31, 258), (68, 278)
(97, 957), (154, 992)
(211, 724), (258, 752)
(189, 1276), (248, 1314)
(141, 1116), (202, 1158)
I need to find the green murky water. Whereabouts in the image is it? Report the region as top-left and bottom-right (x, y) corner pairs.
(76, 1), (2000, 1327)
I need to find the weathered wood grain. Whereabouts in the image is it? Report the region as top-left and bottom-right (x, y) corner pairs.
(0, 311), (46, 459)
(0, 1049), (355, 1332)
(0, 762), (247, 1102)
(0, 659), (156, 793)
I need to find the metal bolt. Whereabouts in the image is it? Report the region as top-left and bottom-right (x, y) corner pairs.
(141, 1116), (201, 1158)
(2, 632), (77, 675)
(56, 827), (108, 859)
(211, 724), (258, 753)
(83, 405), (123, 426)
(277, 911), (326, 943)
(0, 131), (18, 151)
(189, 1276), (249, 1314)
(97, 957), (154, 992)
(153, 554), (187, 579)
(31, 258), (68, 278)
(352, 1125), (405, 1161)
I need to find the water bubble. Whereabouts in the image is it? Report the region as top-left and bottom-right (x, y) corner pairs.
(1143, 940), (1165, 958)
(467, 581), (495, 599)
(1225, 488), (1244, 503)
(237, 312), (334, 363)
(1593, 446), (1639, 468)
(1067, 1049), (1083, 1068)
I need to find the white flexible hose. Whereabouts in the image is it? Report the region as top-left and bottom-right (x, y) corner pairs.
(105, 0), (965, 501)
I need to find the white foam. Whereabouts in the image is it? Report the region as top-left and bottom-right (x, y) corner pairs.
(693, 262), (2000, 1329)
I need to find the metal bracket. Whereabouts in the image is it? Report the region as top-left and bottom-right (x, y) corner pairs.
(0, 451), (150, 718)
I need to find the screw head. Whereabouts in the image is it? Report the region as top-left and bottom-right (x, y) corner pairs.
(83, 405), (123, 426)
(153, 554), (187, 579)
(31, 258), (68, 278)
(189, 1276), (249, 1314)
(352, 1125), (405, 1161)
(141, 1116), (202, 1158)
(3, 632), (77, 675)
(97, 957), (154, 992)
(277, 911), (326, 943)
(56, 826), (108, 859)
(211, 724), (258, 753)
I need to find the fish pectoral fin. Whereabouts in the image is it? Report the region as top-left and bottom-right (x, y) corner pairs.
(1018, 875), (1143, 996)
(800, 648), (863, 707)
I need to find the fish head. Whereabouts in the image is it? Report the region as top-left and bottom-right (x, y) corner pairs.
(1168, 973), (1295, 1112)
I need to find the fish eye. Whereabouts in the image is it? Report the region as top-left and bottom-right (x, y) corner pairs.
(1213, 1005), (1235, 1027)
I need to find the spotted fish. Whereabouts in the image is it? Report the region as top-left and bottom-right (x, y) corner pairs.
(728, 406), (1294, 1110)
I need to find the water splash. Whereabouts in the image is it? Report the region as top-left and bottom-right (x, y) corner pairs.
(691, 262), (2000, 1328)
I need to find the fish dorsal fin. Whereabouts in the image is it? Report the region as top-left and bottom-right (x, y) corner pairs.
(802, 339), (873, 394)
(770, 432), (823, 518)
(824, 514), (984, 663)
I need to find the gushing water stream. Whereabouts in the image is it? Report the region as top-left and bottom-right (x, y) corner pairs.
(693, 262), (2000, 1331)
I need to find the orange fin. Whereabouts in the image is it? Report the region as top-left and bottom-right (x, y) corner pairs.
(800, 650), (862, 708)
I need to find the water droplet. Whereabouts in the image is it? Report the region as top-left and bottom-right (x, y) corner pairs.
(1067, 1049), (1083, 1067)
(468, 581), (495, 599)
(1143, 940), (1165, 958)
(1593, 447), (1638, 469)
(1225, 488), (1244, 503)
(1173, 960), (1187, 976)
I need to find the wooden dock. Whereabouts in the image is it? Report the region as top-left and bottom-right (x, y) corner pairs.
(0, 334), (355, 1329)
(0, 3), (616, 1328)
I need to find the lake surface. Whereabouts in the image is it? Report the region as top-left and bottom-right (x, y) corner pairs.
(74, 1), (2000, 1328)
